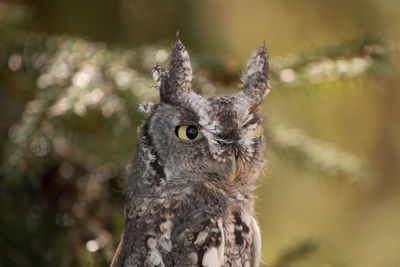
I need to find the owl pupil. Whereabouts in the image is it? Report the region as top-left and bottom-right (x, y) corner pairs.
(186, 125), (198, 139)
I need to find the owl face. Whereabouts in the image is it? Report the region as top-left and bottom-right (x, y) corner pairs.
(138, 37), (270, 183)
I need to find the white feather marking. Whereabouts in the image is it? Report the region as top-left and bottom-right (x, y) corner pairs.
(202, 219), (225, 267)
(152, 69), (160, 82)
(194, 231), (208, 246)
(159, 237), (172, 252)
(138, 102), (154, 113)
(202, 247), (220, 267)
(217, 219), (225, 264)
(251, 217), (261, 267)
(149, 249), (164, 266)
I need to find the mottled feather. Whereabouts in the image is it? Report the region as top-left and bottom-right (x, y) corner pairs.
(112, 37), (270, 267)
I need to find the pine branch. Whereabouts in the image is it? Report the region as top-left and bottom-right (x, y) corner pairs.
(266, 119), (373, 182)
(0, 30), (154, 181)
(272, 36), (389, 72)
(0, 3), (396, 266)
(271, 37), (394, 88)
(1, 85), (62, 183)
(0, 10), (394, 182)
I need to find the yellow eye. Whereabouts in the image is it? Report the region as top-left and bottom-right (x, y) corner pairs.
(254, 124), (262, 139)
(175, 125), (203, 141)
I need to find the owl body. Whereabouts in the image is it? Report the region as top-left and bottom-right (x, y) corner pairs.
(112, 37), (270, 267)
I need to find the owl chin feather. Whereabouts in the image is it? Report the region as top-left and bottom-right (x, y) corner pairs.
(112, 36), (270, 267)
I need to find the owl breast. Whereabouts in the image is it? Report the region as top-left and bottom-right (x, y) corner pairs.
(121, 173), (260, 267)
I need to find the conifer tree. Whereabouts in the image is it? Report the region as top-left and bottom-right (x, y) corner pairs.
(0, 3), (398, 266)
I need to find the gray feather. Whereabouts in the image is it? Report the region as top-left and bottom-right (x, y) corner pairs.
(111, 37), (271, 267)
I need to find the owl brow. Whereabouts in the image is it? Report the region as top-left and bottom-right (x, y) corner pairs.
(175, 106), (200, 126)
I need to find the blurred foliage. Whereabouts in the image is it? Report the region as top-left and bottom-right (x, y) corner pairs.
(0, 2), (399, 267)
(272, 239), (319, 267)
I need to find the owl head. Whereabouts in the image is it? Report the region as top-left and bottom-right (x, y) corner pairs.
(136, 36), (270, 187)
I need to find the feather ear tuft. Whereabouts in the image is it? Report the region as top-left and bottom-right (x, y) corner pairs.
(151, 64), (168, 91)
(241, 42), (271, 104)
(138, 102), (155, 113)
(159, 36), (193, 103)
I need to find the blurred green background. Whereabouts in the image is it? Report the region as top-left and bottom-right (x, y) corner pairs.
(0, 0), (399, 266)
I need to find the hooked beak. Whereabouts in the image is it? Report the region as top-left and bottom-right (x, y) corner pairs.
(228, 156), (237, 182)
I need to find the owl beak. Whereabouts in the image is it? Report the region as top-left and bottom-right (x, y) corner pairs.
(228, 156), (237, 182)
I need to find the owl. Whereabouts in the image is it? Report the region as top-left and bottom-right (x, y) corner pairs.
(111, 36), (271, 267)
